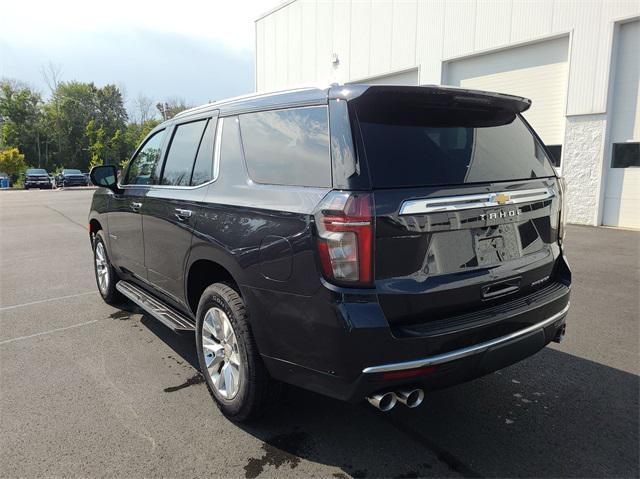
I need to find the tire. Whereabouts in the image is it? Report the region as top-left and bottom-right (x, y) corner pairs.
(92, 231), (123, 305)
(196, 283), (279, 422)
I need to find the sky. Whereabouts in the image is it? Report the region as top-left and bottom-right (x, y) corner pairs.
(0, 0), (282, 113)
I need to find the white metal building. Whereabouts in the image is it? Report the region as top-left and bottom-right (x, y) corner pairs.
(255, 0), (640, 228)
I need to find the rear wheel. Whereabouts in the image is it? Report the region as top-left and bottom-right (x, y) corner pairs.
(196, 283), (278, 421)
(93, 231), (122, 305)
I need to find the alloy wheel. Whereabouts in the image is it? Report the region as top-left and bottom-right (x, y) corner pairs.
(201, 307), (242, 399)
(94, 242), (110, 295)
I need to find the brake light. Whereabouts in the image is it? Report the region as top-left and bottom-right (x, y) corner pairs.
(314, 191), (374, 287)
(557, 177), (567, 245)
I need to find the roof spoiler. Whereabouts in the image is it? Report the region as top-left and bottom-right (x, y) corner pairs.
(329, 84), (531, 113)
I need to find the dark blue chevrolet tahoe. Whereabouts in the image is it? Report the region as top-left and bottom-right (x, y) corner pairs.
(89, 85), (571, 421)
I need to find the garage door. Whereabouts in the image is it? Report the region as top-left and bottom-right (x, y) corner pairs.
(353, 68), (419, 86)
(602, 20), (640, 229)
(445, 36), (569, 169)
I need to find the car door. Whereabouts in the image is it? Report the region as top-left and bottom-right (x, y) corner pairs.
(109, 128), (168, 279)
(143, 115), (218, 305)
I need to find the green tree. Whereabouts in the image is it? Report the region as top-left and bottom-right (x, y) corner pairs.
(42, 81), (128, 170)
(0, 80), (45, 167)
(85, 119), (105, 169)
(0, 147), (27, 178)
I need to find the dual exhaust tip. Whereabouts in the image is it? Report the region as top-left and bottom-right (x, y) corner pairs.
(367, 388), (425, 411)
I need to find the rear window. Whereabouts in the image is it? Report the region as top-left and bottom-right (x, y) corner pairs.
(355, 101), (556, 188)
(239, 106), (331, 188)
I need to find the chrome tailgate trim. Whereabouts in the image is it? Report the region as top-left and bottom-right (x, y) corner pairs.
(399, 187), (554, 215)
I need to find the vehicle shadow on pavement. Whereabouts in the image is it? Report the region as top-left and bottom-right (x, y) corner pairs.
(141, 314), (639, 478)
(138, 313), (200, 370)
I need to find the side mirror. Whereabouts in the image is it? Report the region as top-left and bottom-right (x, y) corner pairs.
(90, 165), (121, 193)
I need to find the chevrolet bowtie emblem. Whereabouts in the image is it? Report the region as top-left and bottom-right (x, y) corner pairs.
(493, 193), (510, 205)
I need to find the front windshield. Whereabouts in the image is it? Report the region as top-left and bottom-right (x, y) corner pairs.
(64, 169), (82, 174)
(27, 169), (47, 175)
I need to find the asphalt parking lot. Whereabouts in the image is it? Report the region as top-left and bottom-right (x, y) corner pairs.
(1, 188), (638, 478)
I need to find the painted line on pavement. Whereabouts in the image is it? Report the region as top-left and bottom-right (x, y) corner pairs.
(0, 291), (98, 311)
(0, 320), (99, 346)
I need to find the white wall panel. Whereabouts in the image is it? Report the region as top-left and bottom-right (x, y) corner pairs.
(347, 68), (418, 85)
(332, 0), (352, 83)
(349, 0), (372, 80)
(369, 0), (393, 75)
(563, 3), (604, 114)
(274, 9), (289, 88)
(416, 0), (445, 84)
(287, 1), (303, 85)
(255, 20), (265, 91)
(594, 1), (640, 114)
(442, 0), (476, 58)
(390, 0), (418, 71)
(474, 0), (512, 51)
(300, 0), (317, 83)
(510, 0), (554, 43)
(610, 20), (640, 142)
(316, 0), (334, 83)
(262, 15), (277, 91)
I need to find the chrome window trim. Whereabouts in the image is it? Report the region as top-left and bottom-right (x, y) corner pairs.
(399, 187), (554, 215)
(118, 117), (222, 192)
(213, 117), (223, 182)
(362, 302), (570, 374)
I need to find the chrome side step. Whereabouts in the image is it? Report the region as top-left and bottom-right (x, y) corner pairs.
(116, 280), (195, 332)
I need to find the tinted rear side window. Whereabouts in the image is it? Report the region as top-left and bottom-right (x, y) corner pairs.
(355, 102), (556, 188)
(239, 106), (331, 187)
(190, 118), (217, 186)
(161, 119), (208, 186)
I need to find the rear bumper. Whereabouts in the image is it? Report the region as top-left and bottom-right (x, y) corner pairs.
(261, 301), (568, 403)
(362, 303), (569, 374)
(246, 256), (571, 403)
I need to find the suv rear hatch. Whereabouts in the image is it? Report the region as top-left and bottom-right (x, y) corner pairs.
(351, 86), (564, 326)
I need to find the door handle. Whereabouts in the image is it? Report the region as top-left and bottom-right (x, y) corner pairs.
(482, 277), (521, 299)
(130, 202), (142, 212)
(174, 208), (193, 221)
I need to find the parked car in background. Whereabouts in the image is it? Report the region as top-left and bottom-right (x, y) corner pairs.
(57, 169), (89, 187)
(24, 168), (53, 189)
(83, 172), (91, 185)
(88, 84), (571, 421)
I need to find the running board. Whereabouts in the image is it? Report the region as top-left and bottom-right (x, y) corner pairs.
(116, 280), (195, 332)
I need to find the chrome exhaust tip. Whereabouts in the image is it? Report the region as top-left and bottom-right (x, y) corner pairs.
(366, 392), (397, 412)
(395, 388), (425, 408)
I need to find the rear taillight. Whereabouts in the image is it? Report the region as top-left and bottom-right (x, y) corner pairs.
(557, 177), (567, 245)
(314, 191), (374, 287)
